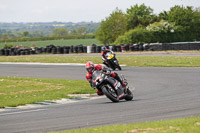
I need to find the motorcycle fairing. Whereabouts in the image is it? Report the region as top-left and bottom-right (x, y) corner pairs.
(105, 76), (125, 96)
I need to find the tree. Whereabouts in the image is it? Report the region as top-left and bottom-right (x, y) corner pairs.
(95, 8), (127, 44)
(192, 8), (200, 40)
(126, 4), (157, 30)
(1, 34), (8, 40)
(159, 11), (168, 20)
(70, 30), (77, 35)
(77, 26), (87, 35)
(146, 20), (176, 42)
(168, 5), (200, 41)
(114, 27), (153, 44)
(146, 20), (175, 33)
(168, 6), (194, 27)
(23, 31), (29, 37)
(52, 28), (68, 36)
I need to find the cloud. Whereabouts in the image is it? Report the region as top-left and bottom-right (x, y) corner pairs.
(0, 0), (200, 22)
(0, 4), (8, 10)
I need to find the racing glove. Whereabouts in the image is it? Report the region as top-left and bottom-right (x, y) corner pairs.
(89, 81), (96, 89)
(103, 68), (111, 74)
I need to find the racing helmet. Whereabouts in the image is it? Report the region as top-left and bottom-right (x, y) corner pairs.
(86, 61), (94, 72)
(101, 46), (106, 51)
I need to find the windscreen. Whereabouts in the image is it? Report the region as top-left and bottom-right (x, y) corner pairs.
(92, 70), (102, 81)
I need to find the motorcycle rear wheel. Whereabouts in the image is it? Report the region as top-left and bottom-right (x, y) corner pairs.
(102, 86), (119, 102)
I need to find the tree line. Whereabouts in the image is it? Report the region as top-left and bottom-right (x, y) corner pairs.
(95, 4), (200, 44)
(1, 4), (200, 45)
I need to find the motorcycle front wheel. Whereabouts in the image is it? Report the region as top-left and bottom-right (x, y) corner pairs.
(124, 88), (133, 101)
(102, 85), (119, 102)
(114, 60), (122, 70)
(116, 64), (122, 70)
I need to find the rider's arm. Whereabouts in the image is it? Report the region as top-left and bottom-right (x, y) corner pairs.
(102, 66), (112, 74)
(110, 50), (115, 55)
(101, 51), (107, 61)
(95, 64), (104, 70)
(87, 78), (96, 88)
(95, 64), (110, 74)
(102, 56), (105, 61)
(89, 80), (94, 87)
(86, 73), (93, 86)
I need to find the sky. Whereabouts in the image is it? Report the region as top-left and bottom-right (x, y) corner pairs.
(0, 0), (200, 23)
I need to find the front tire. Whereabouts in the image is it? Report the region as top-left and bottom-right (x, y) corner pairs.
(117, 64), (122, 70)
(124, 88), (133, 101)
(114, 60), (122, 70)
(102, 86), (119, 102)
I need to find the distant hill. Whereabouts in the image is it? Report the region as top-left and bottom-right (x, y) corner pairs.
(0, 21), (100, 36)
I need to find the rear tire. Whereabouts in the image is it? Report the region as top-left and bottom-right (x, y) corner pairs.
(102, 86), (119, 102)
(114, 60), (122, 70)
(125, 88), (133, 101)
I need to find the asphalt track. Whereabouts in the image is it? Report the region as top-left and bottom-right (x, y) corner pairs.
(0, 64), (200, 133)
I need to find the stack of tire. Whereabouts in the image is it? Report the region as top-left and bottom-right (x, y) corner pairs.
(0, 48), (35, 56)
(69, 44), (87, 53)
(1, 43), (200, 56)
(121, 44), (144, 51)
(87, 44), (102, 53)
(144, 43), (163, 51)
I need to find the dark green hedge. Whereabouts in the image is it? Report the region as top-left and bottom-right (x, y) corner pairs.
(0, 34), (95, 43)
(114, 27), (200, 44)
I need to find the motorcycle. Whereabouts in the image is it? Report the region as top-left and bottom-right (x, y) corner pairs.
(103, 52), (121, 70)
(91, 70), (133, 102)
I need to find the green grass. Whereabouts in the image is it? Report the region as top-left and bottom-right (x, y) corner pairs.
(0, 38), (101, 49)
(0, 77), (94, 108)
(47, 116), (200, 133)
(118, 56), (200, 67)
(0, 56), (200, 67)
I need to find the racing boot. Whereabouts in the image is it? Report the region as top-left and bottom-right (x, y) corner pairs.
(97, 90), (103, 96)
(112, 72), (127, 88)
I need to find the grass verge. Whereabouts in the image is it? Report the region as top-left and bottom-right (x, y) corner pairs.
(0, 56), (200, 67)
(47, 116), (200, 133)
(0, 77), (93, 108)
(0, 38), (100, 49)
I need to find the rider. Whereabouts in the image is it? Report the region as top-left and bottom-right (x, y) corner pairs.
(85, 61), (126, 95)
(101, 46), (114, 66)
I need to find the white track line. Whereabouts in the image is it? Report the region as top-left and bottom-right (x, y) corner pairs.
(0, 109), (47, 116)
(0, 62), (126, 66)
(0, 62), (85, 66)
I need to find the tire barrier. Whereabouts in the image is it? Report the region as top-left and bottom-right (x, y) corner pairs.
(87, 46), (92, 53)
(0, 42), (200, 56)
(116, 45), (122, 52)
(144, 43), (162, 51)
(121, 45), (125, 52)
(125, 44), (130, 51)
(96, 46), (102, 53)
